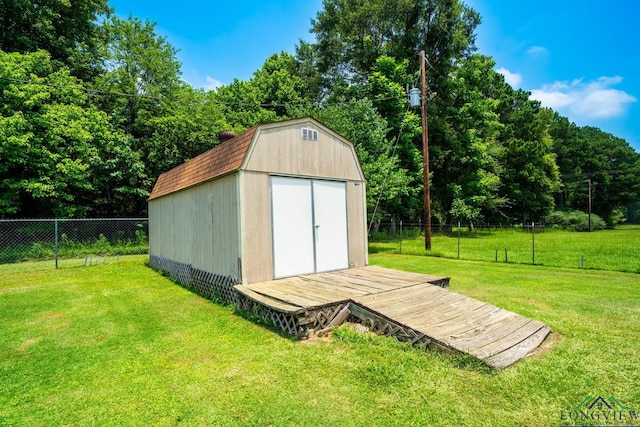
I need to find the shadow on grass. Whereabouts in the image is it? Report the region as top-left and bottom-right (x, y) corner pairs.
(146, 261), (514, 373)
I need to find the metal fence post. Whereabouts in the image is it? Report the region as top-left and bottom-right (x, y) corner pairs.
(457, 221), (461, 259)
(54, 219), (59, 269)
(399, 220), (403, 254)
(531, 221), (535, 265)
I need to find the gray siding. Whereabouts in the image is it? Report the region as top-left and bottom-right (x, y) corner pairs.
(150, 118), (368, 285)
(149, 174), (240, 280)
(239, 171), (274, 284)
(347, 181), (368, 267)
(243, 123), (365, 181)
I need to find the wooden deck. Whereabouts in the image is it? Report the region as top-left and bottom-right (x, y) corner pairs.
(234, 266), (551, 368)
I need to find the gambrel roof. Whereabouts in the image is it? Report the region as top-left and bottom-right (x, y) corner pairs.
(148, 117), (366, 201)
(148, 126), (257, 200)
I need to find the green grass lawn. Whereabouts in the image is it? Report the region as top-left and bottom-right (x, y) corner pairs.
(1, 255), (639, 426)
(371, 227), (640, 273)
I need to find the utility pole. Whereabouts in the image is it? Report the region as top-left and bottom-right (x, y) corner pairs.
(420, 50), (432, 250)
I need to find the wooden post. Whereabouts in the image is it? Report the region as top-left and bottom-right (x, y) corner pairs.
(316, 304), (352, 337)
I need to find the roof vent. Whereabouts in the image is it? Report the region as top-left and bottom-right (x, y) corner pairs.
(301, 127), (318, 141)
(218, 130), (236, 143)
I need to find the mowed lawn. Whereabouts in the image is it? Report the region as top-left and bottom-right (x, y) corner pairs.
(1, 255), (639, 426)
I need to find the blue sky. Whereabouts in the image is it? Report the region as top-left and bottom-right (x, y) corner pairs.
(108, 0), (639, 151)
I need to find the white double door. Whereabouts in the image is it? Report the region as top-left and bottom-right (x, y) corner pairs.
(271, 176), (349, 278)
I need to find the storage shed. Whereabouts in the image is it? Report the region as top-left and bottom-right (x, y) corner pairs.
(148, 117), (368, 299)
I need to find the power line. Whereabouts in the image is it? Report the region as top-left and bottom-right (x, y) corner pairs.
(0, 75), (407, 108)
(562, 169), (640, 181)
(367, 104), (413, 234)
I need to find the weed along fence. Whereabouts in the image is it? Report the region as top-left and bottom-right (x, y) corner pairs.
(370, 222), (640, 273)
(0, 218), (149, 267)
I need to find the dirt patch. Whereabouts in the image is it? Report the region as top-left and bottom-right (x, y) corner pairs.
(300, 332), (333, 345)
(42, 311), (64, 318)
(527, 331), (562, 359)
(300, 322), (372, 345)
(17, 337), (42, 352)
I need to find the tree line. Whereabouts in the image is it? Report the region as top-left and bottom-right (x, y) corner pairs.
(1, 0), (639, 225)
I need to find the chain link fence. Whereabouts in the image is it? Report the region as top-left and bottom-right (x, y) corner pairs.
(370, 222), (640, 273)
(0, 218), (148, 267)
(4, 218), (638, 273)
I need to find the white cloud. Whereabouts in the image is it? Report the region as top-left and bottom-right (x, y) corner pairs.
(526, 46), (547, 55)
(204, 76), (223, 90)
(496, 67), (522, 88)
(530, 76), (637, 119)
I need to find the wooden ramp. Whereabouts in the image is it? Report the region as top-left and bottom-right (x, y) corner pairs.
(351, 283), (550, 368)
(234, 266), (551, 368)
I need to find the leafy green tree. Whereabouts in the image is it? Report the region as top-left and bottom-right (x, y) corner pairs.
(361, 57), (423, 222)
(498, 96), (560, 223)
(145, 86), (231, 177)
(0, 0), (110, 79)
(428, 54), (503, 227)
(307, 0), (482, 228)
(213, 51), (315, 130)
(0, 50), (145, 217)
(550, 114), (640, 224)
(293, 41), (326, 102)
(251, 52), (314, 116)
(309, 0), (479, 88)
(93, 15), (215, 205)
(94, 16), (182, 139)
(290, 98), (415, 228)
(212, 79), (278, 131)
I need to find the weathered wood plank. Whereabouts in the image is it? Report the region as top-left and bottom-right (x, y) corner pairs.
(378, 296), (471, 322)
(483, 327), (552, 369)
(296, 275), (373, 296)
(363, 288), (467, 316)
(360, 265), (448, 284)
(355, 283), (443, 307)
(236, 266), (551, 368)
(312, 272), (401, 292)
(256, 280), (351, 303)
(248, 278), (351, 302)
(396, 297), (487, 326)
(472, 320), (550, 358)
(335, 266), (446, 287)
(242, 285), (330, 307)
(430, 307), (518, 333)
(446, 315), (532, 350)
(427, 304), (500, 330)
(234, 286), (304, 313)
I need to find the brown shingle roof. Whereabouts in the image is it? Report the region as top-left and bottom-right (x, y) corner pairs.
(148, 126), (257, 200)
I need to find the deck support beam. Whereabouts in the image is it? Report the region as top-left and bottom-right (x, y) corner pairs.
(315, 304), (352, 337)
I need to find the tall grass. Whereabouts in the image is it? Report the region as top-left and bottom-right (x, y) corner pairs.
(1, 255), (639, 426)
(370, 227), (640, 273)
